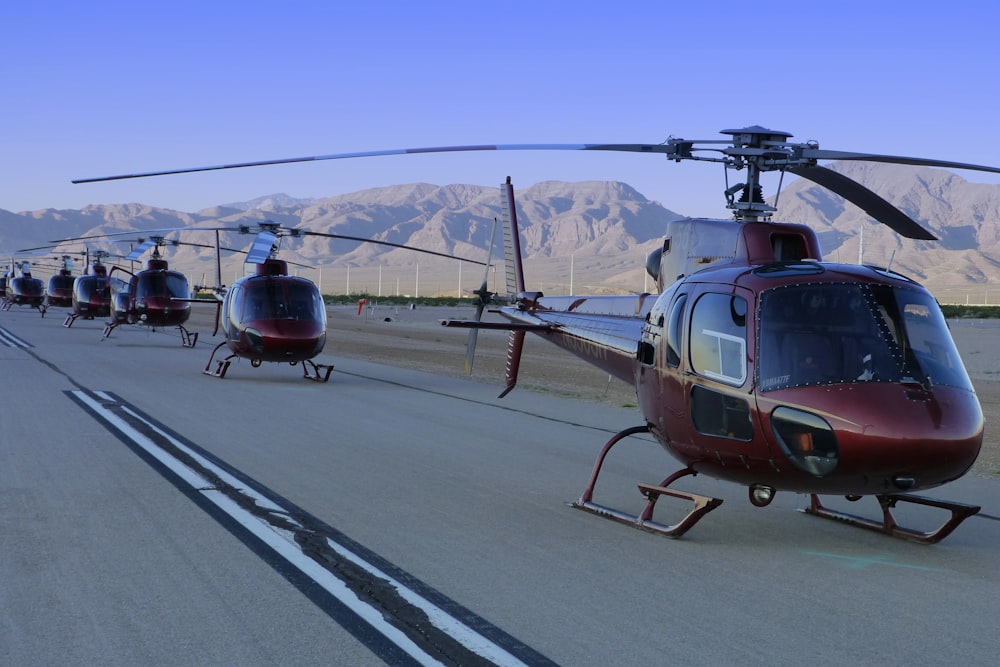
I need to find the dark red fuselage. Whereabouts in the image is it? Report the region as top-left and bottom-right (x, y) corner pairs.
(498, 222), (983, 498)
(220, 264), (327, 363)
(6, 275), (45, 307)
(47, 271), (75, 308)
(71, 265), (112, 319)
(110, 260), (192, 328)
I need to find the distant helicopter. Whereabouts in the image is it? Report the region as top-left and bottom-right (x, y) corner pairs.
(200, 221), (486, 381)
(68, 250), (117, 327)
(72, 126), (997, 542)
(45, 255), (78, 308)
(17, 248), (119, 327)
(39, 234), (222, 346)
(1, 258), (47, 314)
(100, 235), (201, 346)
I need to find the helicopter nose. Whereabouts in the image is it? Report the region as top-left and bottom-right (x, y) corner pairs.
(762, 383), (983, 494)
(832, 384), (983, 491)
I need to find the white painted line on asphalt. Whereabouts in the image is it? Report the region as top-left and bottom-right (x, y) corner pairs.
(77, 390), (528, 667)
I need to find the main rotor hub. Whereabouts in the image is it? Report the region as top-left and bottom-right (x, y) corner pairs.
(667, 126), (820, 222)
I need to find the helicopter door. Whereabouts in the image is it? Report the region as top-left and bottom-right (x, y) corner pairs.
(685, 289), (755, 447)
(223, 284), (242, 340)
(638, 290), (687, 445)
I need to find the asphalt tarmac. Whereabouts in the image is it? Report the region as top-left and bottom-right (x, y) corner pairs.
(1, 305), (998, 666)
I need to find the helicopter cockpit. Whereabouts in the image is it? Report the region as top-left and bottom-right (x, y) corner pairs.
(73, 274), (109, 304)
(239, 280), (325, 323)
(133, 271), (190, 300)
(757, 283), (972, 392)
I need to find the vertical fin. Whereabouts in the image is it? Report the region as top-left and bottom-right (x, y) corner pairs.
(500, 176), (525, 296)
(497, 177), (527, 398)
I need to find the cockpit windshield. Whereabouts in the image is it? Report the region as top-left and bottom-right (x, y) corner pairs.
(135, 272), (189, 299)
(242, 280), (325, 322)
(758, 283), (972, 392)
(74, 276), (107, 301)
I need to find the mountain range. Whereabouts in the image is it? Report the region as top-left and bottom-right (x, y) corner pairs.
(2, 163), (999, 302)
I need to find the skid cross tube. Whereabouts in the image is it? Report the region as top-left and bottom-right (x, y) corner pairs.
(573, 425), (723, 538)
(804, 493), (981, 544)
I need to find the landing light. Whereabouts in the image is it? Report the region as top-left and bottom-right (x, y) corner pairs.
(245, 327), (264, 353)
(771, 407), (838, 477)
(892, 475), (916, 491)
(749, 485), (775, 507)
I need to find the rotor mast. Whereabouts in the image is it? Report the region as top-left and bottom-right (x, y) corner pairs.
(717, 127), (796, 222)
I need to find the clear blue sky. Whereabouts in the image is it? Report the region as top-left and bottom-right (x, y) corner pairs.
(4, 0), (999, 219)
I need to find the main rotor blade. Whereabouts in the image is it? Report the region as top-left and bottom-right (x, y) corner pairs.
(71, 144), (681, 183)
(72, 136), (1000, 185)
(246, 231), (278, 264)
(303, 231), (487, 265)
(800, 148), (1000, 176)
(47, 227), (201, 243)
(790, 165), (936, 240)
(125, 239), (157, 261)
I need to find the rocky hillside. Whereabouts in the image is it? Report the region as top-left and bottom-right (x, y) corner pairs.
(3, 165), (1000, 301)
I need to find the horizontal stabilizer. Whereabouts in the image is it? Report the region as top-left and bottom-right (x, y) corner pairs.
(441, 319), (551, 332)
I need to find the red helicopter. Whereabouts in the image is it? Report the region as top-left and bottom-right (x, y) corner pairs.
(68, 250), (114, 326)
(72, 126), (998, 542)
(100, 235), (201, 346)
(39, 234), (215, 346)
(1, 258), (47, 314)
(45, 255), (78, 308)
(198, 221), (487, 381)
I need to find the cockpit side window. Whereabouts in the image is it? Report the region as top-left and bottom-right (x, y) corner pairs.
(665, 294), (687, 367)
(689, 292), (748, 386)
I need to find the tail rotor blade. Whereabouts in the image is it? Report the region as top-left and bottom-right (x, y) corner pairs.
(464, 327), (480, 374)
(464, 217), (499, 374)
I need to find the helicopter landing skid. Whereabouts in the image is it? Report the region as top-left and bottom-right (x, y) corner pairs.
(300, 359), (334, 382)
(203, 342), (233, 378)
(572, 425), (723, 538)
(178, 325), (198, 348)
(803, 493), (981, 544)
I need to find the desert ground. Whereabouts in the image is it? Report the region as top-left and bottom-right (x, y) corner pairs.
(191, 302), (1000, 478)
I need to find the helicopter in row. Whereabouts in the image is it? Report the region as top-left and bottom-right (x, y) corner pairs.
(9, 247), (117, 328)
(72, 126), (997, 542)
(1, 258), (47, 314)
(100, 236), (202, 347)
(45, 255), (78, 308)
(35, 233), (251, 346)
(200, 221), (487, 381)
(46, 221), (488, 380)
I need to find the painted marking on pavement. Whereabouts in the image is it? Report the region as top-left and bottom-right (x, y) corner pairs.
(69, 389), (551, 667)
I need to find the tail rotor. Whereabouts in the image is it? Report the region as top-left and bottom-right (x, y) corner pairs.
(464, 216), (499, 373)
